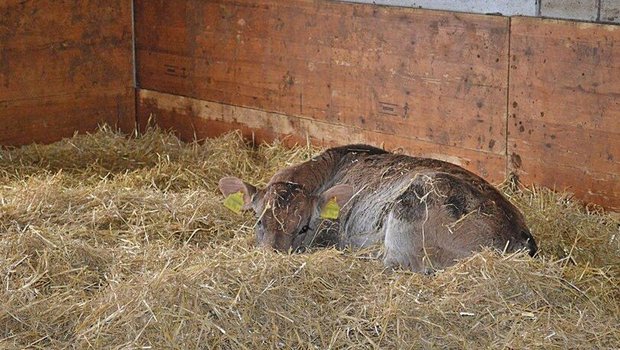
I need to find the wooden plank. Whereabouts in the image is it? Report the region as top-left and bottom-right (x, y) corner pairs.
(137, 89), (506, 182)
(135, 0), (510, 156)
(0, 0), (135, 145)
(508, 17), (620, 210)
(1, 46), (132, 102)
(1, 88), (135, 146)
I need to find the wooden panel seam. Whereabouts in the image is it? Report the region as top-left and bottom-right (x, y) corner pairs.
(505, 16), (513, 180)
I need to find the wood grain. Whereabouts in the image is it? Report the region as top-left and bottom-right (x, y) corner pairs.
(508, 17), (620, 210)
(137, 89), (507, 182)
(135, 0), (510, 156)
(135, 0), (620, 209)
(1, 88), (135, 146)
(0, 0), (135, 146)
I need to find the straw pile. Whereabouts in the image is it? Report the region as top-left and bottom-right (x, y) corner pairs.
(1, 126), (618, 349)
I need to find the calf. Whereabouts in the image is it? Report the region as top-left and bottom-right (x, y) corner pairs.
(219, 144), (537, 273)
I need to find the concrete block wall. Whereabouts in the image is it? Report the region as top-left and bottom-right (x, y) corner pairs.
(601, 0), (620, 22)
(343, 0), (620, 23)
(541, 0), (598, 21)
(341, 0), (538, 16)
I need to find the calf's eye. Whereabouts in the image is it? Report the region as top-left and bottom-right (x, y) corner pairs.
(299, 225), (310, 235)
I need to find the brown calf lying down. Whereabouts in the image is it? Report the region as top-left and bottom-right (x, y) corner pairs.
(220, 144), (537, 273)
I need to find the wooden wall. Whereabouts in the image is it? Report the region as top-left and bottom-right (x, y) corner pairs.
(509, 18), (619, 210)
(135, 0), (510, 181)
(0, 0), (135, 146)
(135, 0), (619, 210)
(1, 0), (615, 210)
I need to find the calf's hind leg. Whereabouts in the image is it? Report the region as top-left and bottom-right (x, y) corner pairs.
(383, 212), (428, 273)
(383, 184), (440, 273)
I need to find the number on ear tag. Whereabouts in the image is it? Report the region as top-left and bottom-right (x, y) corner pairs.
(320, 198), (340, 220)
(224, 191), (245, 214)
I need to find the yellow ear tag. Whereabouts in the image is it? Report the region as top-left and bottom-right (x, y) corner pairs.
(223, 191), (245, 214)
(320, 198), (340, 220)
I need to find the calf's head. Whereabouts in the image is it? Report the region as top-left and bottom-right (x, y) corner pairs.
(219, 177), (353, 252)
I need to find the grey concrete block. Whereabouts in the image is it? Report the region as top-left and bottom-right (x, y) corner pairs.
(339, 0), (538, 16)
(600, 0), (620, 23)
(540, 0), (598, 21)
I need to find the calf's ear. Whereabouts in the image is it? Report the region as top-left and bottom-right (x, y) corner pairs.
(318, 184), (355, 219)
(219, 177), (257, 212)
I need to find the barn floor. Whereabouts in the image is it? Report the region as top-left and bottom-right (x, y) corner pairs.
(0, 126), (618, 349)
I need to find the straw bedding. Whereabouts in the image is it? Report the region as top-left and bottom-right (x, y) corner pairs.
(0, 126), (618, 349)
